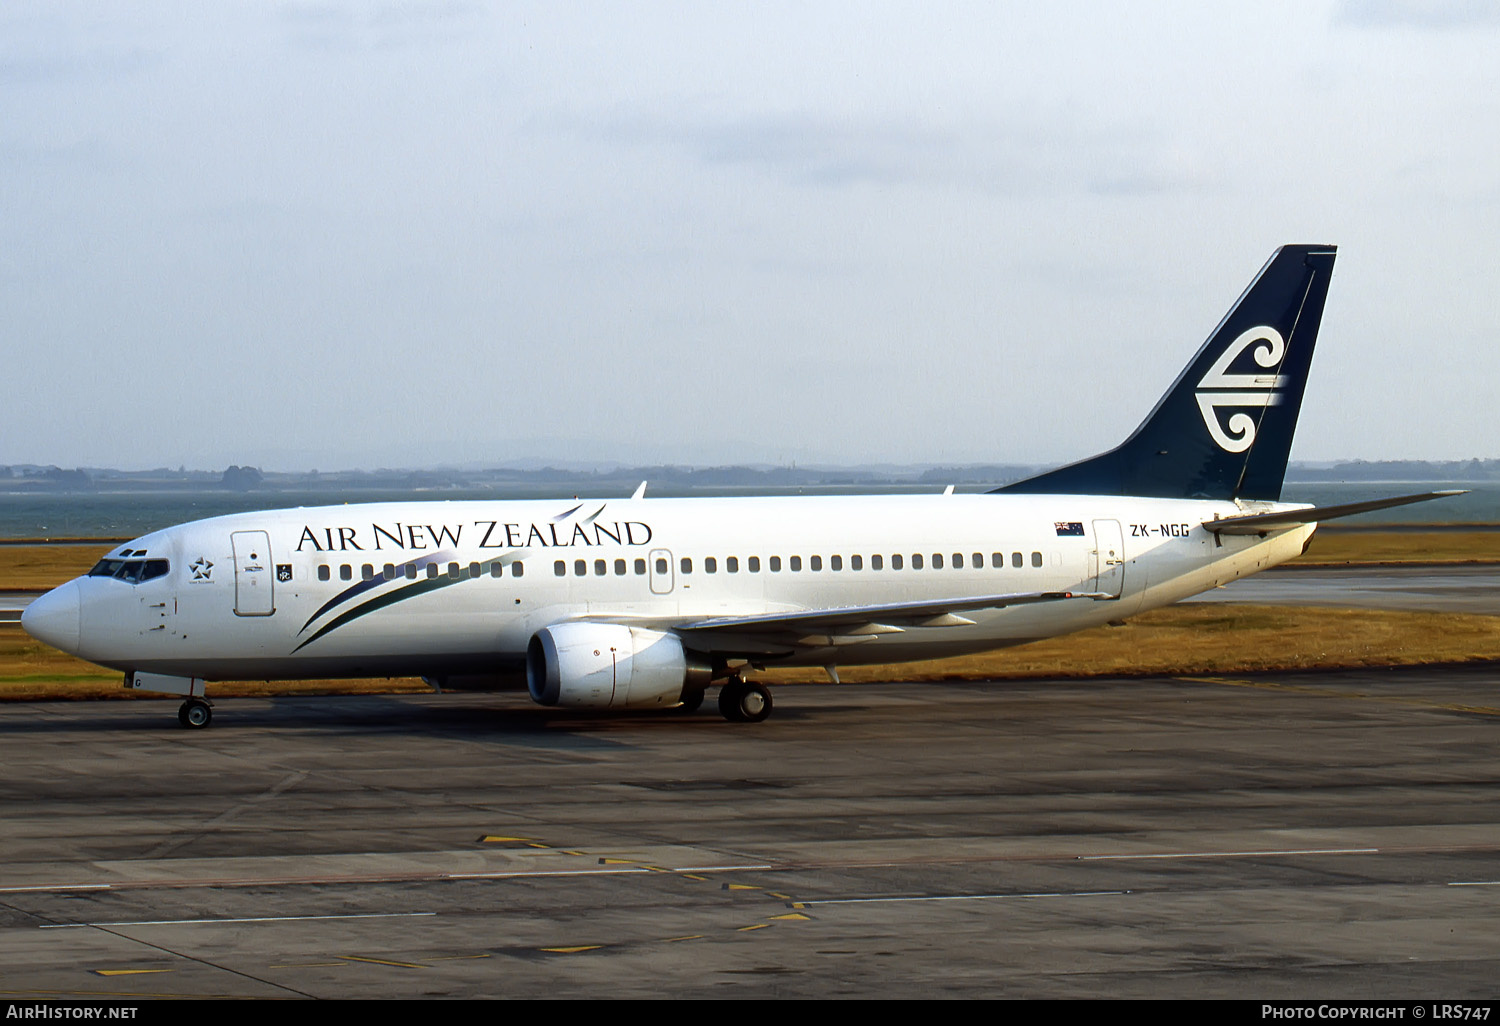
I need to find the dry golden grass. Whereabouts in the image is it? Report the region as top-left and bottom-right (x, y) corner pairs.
(0, 545), (103, 590)
(1296, 530), (1500, 565)
(5, 604), (1500, 702)
(761, 604), (1500, 685)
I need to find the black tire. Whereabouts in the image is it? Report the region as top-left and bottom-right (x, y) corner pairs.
(718, 680), (772, 723)
(675, 688), (706, 714)
(178, 698), (212, 729)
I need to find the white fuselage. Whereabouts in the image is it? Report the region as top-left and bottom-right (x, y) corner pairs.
(48, 492), (1313, 683)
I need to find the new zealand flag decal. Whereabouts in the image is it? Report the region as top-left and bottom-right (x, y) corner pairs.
(1054, 522), (1085, 536)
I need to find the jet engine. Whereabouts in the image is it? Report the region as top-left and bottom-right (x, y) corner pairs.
(526, 623), (711, 710)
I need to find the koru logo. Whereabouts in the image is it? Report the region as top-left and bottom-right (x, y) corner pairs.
(1195, 325), (1286, 453)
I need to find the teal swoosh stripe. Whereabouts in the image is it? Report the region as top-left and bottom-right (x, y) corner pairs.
(291, 574), (461, 653)
(298, 550), (456, 635)
(293, 550), (525, 651)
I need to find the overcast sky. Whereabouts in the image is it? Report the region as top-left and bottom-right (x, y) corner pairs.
(4, 1), (1497, 471)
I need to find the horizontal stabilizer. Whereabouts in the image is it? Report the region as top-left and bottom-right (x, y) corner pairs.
(1203, 490), (1467, 535)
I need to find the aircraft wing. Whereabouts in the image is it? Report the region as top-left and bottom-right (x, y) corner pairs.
(667, 590), (1108, 650)
(1203, 490), (1466, 535)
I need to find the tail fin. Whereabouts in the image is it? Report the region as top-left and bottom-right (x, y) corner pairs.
(994, 244), (1337, 501)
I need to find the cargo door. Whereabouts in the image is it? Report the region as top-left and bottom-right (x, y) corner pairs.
(231, 530), (275, 615)
(1090, 519), (1125, 599)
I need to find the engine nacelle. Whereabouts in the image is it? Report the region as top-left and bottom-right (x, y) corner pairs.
(526, 623), (711, 710)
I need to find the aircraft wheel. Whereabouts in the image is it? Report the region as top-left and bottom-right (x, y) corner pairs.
(178, 698), (212, 729)
(675, 688), (706, 714)
(718, 679), (772, 723)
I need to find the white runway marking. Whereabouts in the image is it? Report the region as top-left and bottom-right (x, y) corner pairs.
(42, 912), (437, 929)
(1079, 847), (1379, 861)
(803, 890), (1129, 906)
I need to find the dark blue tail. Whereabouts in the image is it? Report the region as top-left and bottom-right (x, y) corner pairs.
(994, 244), (1337, 501)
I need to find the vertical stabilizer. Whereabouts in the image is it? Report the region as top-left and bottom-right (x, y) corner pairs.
(994, 244), (1336, 500)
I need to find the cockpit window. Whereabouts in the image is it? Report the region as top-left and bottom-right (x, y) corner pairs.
(89, 558), (169, 583)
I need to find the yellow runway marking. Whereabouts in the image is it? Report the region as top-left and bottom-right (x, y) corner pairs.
(723, 883), (760, 891)
(540, 945), (602, 954)
(479, 836), (533, 843)
(92, 969), (173, 976)
(339, 955), (427, 969)
(665, 935), (705, 942)
(736, 923), (770, 932)
(769, 913), (811, 921)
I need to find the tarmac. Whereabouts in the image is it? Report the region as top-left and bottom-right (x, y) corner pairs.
(2, 667), (1500, 999)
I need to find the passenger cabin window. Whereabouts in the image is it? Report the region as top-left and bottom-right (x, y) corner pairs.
(810, 555), (822, 571)
(554, 560), (566, 577)
(363, 564), (375, 580)
(1032, 551), (1043, 567)
(769, 556), (782, 572)
(384, 563), (397, 580)
(972, 553), (982, 569)
(341, 564), (353, 581)
(850, 555), (862, 571)
(830, 555), (842, 571)
(705, 557), (717, 573)
(575, 559), (587, 577)
(615, 559), (627, 575)
(512, 562), (523, 578)
(790, 556), (802, 571)
(317, 565), (331, 581)
(681, 557), (692, 574)
(448, 562), (462, 579)
(749, 556), (761, 572)
(635, 558), (647, 575)
(891, 554), (902, 570)
(595, 559), (607, 576)
(405, 564), (418, 580)
(912, 554), (924, 570)
(932, 553), (943, 569)
(1012, 552), (1023, 568)
(727, 556), (739, 573)
(490, 562), (504, 578)
(426, 564), (439, 580)
(871, 554), (882, 570)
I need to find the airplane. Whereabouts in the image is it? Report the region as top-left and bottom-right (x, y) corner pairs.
(21, 244), (1460, 728)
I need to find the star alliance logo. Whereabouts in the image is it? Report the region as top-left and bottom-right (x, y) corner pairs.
(189, 557), (213, 582)
(1195, 325), (1287, 453)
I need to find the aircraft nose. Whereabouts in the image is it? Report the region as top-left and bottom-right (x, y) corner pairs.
(22, 581), (81, 654)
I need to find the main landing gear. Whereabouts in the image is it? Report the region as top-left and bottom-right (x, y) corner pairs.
(178, 697), (213, 729)
(717, 676), (772, 723)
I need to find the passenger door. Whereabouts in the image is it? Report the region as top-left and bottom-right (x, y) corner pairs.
(231, 530), (275, 615)
(1090, 520), (1125, 599)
